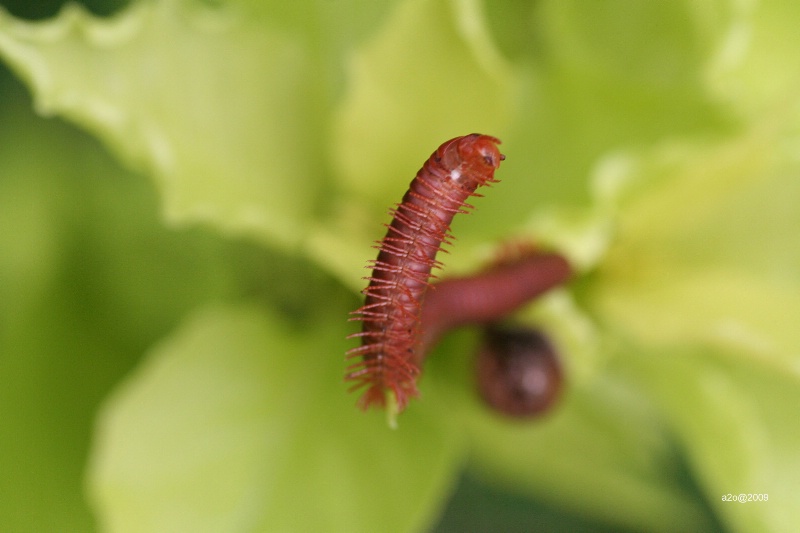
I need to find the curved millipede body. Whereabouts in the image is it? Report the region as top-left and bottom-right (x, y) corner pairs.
(418, 252), (572, 354)
(346, 134), (504, 413)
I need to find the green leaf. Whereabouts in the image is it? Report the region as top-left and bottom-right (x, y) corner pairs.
(0, 1), (322, 245)
(590, 126), (800, 365)
(621, 343), (800, 533)
(427, 294), (718, 533)
(705, 0), (800, 120)
(332, 0), (515, 207)
(0, 74), (235, 532)
(576, 107), (800, 532)
(538, 0), (741, 89)
(87, 304), (463, 533)
(496, 0), (735, 206)
(466, 373), (720, 533)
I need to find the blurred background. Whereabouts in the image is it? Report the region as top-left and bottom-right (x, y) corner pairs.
(1, 1), (796, 532)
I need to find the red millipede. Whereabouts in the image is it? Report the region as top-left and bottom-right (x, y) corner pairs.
(346, 134), (504, 413)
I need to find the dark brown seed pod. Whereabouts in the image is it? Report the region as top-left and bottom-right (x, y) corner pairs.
(475, 325), (563, 418)
(346, 134), (504, 414)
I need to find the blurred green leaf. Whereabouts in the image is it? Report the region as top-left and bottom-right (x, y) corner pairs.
(465, 373), (720, 533)
(332, 0), (514, 206)
(0, 74), (235, 531)
(0, 0), (323, 245)
(87, 304), (462, 533)
(590, 125), (800, 363)
(621, 342), (800, 533)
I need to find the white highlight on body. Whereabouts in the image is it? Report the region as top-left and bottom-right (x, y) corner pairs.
(521, 366), (548, 395)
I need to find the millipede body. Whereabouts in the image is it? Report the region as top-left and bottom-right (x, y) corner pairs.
(346, 134), (504, 414)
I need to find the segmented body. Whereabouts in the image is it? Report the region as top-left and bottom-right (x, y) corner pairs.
(418, 252), (572, 352)
(346, 134), (504, 412)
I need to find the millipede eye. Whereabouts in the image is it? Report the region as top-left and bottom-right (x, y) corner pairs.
(475, 324), (563, 418)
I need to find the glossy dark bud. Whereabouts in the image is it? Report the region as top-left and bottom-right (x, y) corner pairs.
(476, 325), (563, 418)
